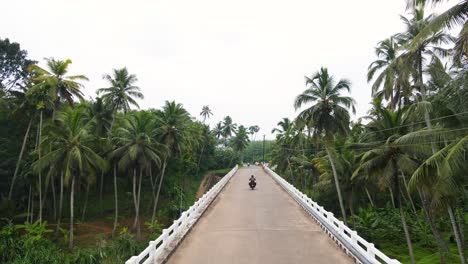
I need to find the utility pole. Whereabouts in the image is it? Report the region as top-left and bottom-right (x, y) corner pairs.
(262, 134), (265, 164)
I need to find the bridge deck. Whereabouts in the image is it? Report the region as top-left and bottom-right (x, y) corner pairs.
(166, 166), (353, 264)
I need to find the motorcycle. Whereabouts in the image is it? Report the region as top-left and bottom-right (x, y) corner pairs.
(249, 179), (256, 190)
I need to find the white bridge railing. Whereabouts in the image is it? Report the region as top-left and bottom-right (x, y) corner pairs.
(126, 165), (239, 264)
(263, 165), (400, 264)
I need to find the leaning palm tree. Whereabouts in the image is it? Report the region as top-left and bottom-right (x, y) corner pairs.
(294, 67), (355, 224)
(200, 105), (213, 123)
(397, 128), (468, 264)
(152, 101), (190, 223)
(353, 105), (423, 264)
(97, 67), (143, 115)
(33, 107), (107, 249)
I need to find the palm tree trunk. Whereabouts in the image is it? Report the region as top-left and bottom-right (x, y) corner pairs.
(347, 188), (355, 228)
(389, 187), (396, 208)
(365, 187), (375, 206)
(194, 144), (206, 178)
(325, 144), (347, 224)
(9, 118), (33, 200)
(30, 195), (34, 223)
(56, 171), (64, 237)
(394, 160), (415, 264)
(449, 205), (467, 264)
(416, 51), (450, 261)
(37, 110), (43, 224)
(456, 208), (465, 247)
(113, 164), (118, 237)
(99, 171), (104, 215)
(132, 168), (138, 229)
(148, 166), (156, 212)
(69, 175), (75, 249)
(136, 167), (143, 241)
(26, 184), (32, 223)
(401, 172), (417, 213)
(419, 189), (448, 263)
(399, 198), (415, 264)
(81, 181), (90, 220)
(152, 158), (167, 223)
(51, 174), (57, 220)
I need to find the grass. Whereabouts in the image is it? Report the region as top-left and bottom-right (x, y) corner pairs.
(380, 238), (466, 263)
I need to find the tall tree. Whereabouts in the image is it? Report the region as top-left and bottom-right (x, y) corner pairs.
(231, 125), (250, 163)
(112, 111), (163, 240)
(152, 101), (190, 223)
(97, 68), (143, 115)
(0, 38), (35, 91)
(29, 58), (88, 107)
(368, 37), (413, 109)
(294, 67), (355, 224)
(200, 105), (213, 123)
(33, 108), (107, 248)
(222, 116), (237, 140)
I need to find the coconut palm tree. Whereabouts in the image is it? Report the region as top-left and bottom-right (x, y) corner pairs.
(213, 122), (224, 139)
(398, 5), (454, 110)
(200, 105), (213, 123)
(8, 59), (85, 200)
(81, 98), (113, 216)
(152, 101), (190, 223)
(231, 125), (250, 163)
(222, 116), (237, 140)
(406, 0), (467, 61)
(112, 111), (163, 240)
(271, 118), (300, 181)
(353, 105), (423, 264)
(248, 125), (260, 141)
(397, 127), (468, 264)
(28, 58), (88, 107)
(294, 67), (355, 224)
(33, 107), (107, 249)
(97, 67), (143, 115)
(368, 37), (413, 109)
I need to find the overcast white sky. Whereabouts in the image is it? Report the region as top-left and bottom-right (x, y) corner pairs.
(1, 0), (456, 139)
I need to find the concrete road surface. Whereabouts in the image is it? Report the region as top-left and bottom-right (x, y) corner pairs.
(166, 166), (353, 264)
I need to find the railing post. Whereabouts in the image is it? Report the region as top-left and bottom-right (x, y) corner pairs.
(125, 256), (139, 264)
(366, 243), (376, 259)
(350, 230), (358, 244)
(148, 240), (157, 260)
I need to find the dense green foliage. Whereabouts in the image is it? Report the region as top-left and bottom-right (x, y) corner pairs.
(269, 2), (468, 263)
(0, 38), (256, 262)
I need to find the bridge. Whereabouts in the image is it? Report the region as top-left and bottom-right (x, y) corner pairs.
(126, 166), (400, 264)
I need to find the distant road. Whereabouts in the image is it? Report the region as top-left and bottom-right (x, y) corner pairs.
(166, 166), (353, 264)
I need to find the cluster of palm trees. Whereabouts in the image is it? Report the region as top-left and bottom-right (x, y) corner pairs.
(212, 116), (258, 164)
(271, 1), (467, 263)
(1, 58), (224, 250)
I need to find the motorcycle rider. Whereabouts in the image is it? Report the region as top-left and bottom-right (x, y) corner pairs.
(249, 175), (256, 189)
(249, 175), (256, 183)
